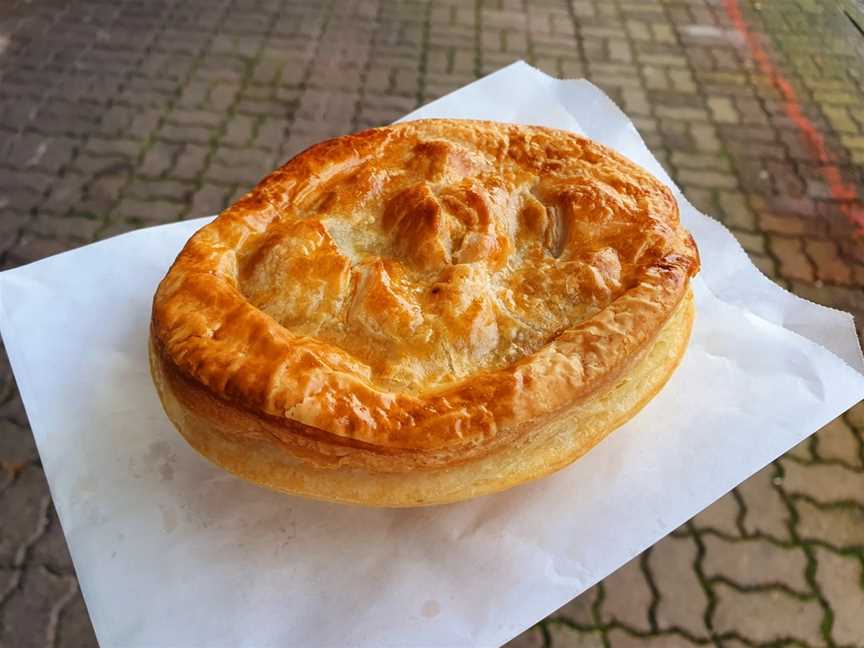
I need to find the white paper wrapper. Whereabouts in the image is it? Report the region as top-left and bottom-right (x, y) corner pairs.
(1, 61), (862, 648)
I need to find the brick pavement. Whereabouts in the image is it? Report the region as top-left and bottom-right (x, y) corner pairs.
(1, 0), (864, 646)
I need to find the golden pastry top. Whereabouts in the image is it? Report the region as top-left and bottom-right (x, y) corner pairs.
(152, 119), (699, 452)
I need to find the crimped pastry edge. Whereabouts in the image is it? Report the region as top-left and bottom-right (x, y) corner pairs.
(149, 288), (694, 507)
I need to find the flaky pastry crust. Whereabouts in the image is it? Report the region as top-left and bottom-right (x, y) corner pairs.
(150, 119), (700, 504)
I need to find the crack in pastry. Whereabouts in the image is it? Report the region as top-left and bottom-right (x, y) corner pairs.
(150, 119), (699, 506)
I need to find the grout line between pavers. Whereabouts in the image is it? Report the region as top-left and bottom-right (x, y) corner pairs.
(788, 492), (864, 515)
(773, 458), (838, 647)
(45, 570), (78, 648)
(686, 520), (721, 644)
(0, 486), (51, 620)
(640, 547), (661, 634)
(782, 449), (864, 475)
(707, 574), (815, 601)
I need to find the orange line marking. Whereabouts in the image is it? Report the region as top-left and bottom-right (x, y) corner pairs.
(723, 0), (864, 235)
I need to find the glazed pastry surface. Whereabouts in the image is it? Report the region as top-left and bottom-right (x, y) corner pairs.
(151, 119), (700, 477)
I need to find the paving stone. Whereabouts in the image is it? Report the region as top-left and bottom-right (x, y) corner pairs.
(711, 583), (823, 646)
(0, 465), (48, 567)
(173, 143), (211, 181)
(6, 135), (77, 173)
(785, 437), (814, 462)
(804, 239), (853, 285)
(504, 624), (543, 648)
(128, 111), (164, 142)
(167, 109), (223, 129)
(795, 498), (864, 548)
(847, 402), (864, 433)
(0, 566), (74, 648)
(140, 142), (182, 178)
(124, 179), (194, 203)
(780, 460), (864, 505)
(765, 160), (807, 197)
(188, 184), (231, 219)
(769, 236), (814, 283)
(702, 535), (810, 594)
(752, 251), (794, 283)
(737, 465), (791, 541)
(715, 191), (756, 230)
(204, 160), (272, 188)
(99, 220), (144, 239)
(605, 630), (700, 647)
(7, 236), (76, 266)
(176, 81), (210, 110)
(158, 123), (214, 145)
(676, 169), (738, 190)
(730, 229), (765, 255)
(254, 117), (288, 151)
(33, 174), (81, 216)
(649, 535), (709, 638)
(27, 214), (101, 243)
(552, 585), (597, 626)
(29, 505), (73, 573)
(707, 96), (738, 124)
(222, 115), (256, 146)
(693, 491), (741, 536)
(600, 556), (652, 632)
(812, 547), (864, 646)
(814, 417), (861, 468)
(0, 567), (20, 602)
(759, 212), (826, 238)
(670, 151), (731, 172)
(81, 173), (129, 218)
(71, 153), (133, 180)
(112, 198), (185, 225)
(56, 590), (99, 648)
(546, 624), (604, 648)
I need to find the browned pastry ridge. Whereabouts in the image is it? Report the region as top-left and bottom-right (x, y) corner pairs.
(150, 119), (700, 506)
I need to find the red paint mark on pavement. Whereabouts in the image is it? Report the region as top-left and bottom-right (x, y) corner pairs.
(723, 0), (864, 235)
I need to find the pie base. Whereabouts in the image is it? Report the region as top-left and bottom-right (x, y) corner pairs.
(150, 289), (694, 507)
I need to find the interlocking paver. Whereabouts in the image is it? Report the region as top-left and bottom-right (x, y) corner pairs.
(172, 143), (211, 181)
(139, 142), (183, 178)
(813, 547), (864, 646)
(711, 583), (824, 646)
(0, 465), (48, 565)
(780, 460), (864, 505)
(600, 557), (653, 633)
(546, 625), (604, 648)
(815, 417), (864, 469)
(187, 184), (232, 220)
(551, 584), (597, 626)
(29, 507), (74, 574)
(702, 535), (810, 594)
(769, 236), (814, 282)
(55, 590), (96, 648)
(795, 497), (864, 549)
(503, 624), (544, 648)
(0, 567), (19, 603)
(604, 631), (701, 647)
(693, 491), (741, 537)
(0, 566), (75, 648)
(648, 535), (709, 639)
(2, 0), (864, 645)
(736, 465), (791, 541)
